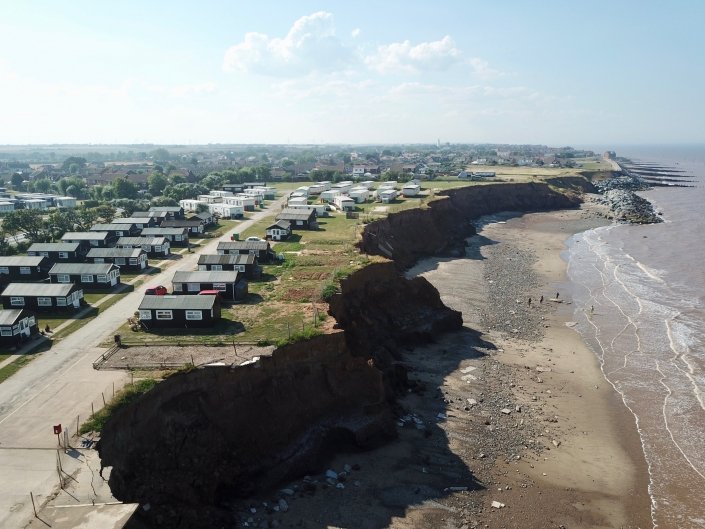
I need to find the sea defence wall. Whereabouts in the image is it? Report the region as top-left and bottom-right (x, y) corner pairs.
(359, 182), (582, 269)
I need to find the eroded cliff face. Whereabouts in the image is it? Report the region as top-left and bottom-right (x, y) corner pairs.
(328, 262), (463, 390)
(99, 333), (395, 528)
(359, 182), (581, 269)
(98, 182), (580, 527)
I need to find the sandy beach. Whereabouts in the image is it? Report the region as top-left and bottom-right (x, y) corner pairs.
(406, 202), (653, 528)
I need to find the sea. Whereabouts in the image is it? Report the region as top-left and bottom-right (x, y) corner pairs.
(566, 145), (705, 528)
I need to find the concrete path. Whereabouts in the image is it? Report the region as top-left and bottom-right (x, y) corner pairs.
(0, 199), (284, 529)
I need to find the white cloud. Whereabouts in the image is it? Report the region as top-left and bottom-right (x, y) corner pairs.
(222, 11), (351, 76)
(365, 35), (461, 74)
(147, 82), (217, 98)
(351, 28), (361, 38)
(468, 57), (503, 79)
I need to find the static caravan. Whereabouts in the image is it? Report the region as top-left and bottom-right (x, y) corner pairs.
(49, 262), (121, 289)
(0, 256), (52, 285)
(22, 198), (48, 210)
(0, 282), (84, 311)
(209, 190), (233, 198)
(27, 242), (85, 263)
(61, 231), (113, 249)
(217, 240), (275, 263)
(401, 184), (421, 197)
(348, 188), (370, 203)
(288, 196), (308, 207)
(197, 254), (259, 278)
(0, 201), (15, 214)
(265, 220), (292, 241)
(293, 186), (310, 198)
(317, 181), (332, 191)
(320, 190), (340, 203)
(117, 236), (170, 257)
(209, 203), (244, 219)
(179, 199), (207, 212)
(197, 194), (223, 204)
(379, 181), (398, 190)
(55, 196), (77, 208)
(359, 180), (376, 189)
(276, 208), (318, 230)
(0, 309), (38, 346)
(287, 204), (328, 216)
(234, 194), (256, 211)
(334, 195), (356, 212)
(138, 294), (221, 330)
(307, 184), (326, 196)
(331, 183), (352, 194)
(253, 186), (276, 199)
(172, 270), (248, 302)
(86, 247), (148, 270)
(379, 189), (398, 203)
(141, 227), (189, 247)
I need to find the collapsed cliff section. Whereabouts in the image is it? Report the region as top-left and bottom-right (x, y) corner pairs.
(99, 332), (396, 528)
(328, 262), (463, 391)
(359, 182), (582, 269)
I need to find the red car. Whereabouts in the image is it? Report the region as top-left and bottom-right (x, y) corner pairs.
(145, 285), (168, 295)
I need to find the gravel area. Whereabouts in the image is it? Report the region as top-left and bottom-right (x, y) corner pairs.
(101, 344), (275, 370)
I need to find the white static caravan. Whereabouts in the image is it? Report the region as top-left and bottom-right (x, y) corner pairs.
(331, 182), (352, 194)
(23, 198), (48, 210)
(288, 196), (309, 207)
(401, 184), (421, 197)
(55, 196), (78, 208)
(209, 190), (234, 198)
(334, 195), (355, 212)
(320, 190), (341, 203)
(253, 186), (276, 200)
(379, 189), (398, 203)
(0, 201), (15, 214)
(379, 181), (398, 190)
(293, 186), (310, 198)
(317, 181), (332, 191)
(287, 203), (328, 216)
(359, 180), (376, 190)
(307, 183), (327, 196)
(233, 195), (256, 211)
(209, 203), (244, 219)
(348, 188), (370, 204)
(180, 199), (208, 212)
(197, 194), (223, 204)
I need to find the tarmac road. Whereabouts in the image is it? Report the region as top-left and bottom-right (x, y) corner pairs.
(0, 198), (285, 528)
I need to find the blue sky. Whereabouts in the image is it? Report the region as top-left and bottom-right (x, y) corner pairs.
(0, 1), (703, 146)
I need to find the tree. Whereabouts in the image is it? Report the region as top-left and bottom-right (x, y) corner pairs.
(112, 177), (139, 199)
(57, 176), (87, 198)
(163, 183), (207, 202)
(32, 178), (52, 193)
(61, 156), (87, 173)
(200, 173), (225, 190)
(2, 209), (51, 243)
(148, 172), (169, 196)
(10, 172), (24, 190)
(196, 202), (210, 213)
(151, 196), (178, 207)
(150, 148), (170, 162)
(111, 198), (149, 216)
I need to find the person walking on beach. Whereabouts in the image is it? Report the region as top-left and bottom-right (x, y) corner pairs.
(556, 292), (560, 299)
(528, 297), (532, 306)
(539, 295), (544, 304)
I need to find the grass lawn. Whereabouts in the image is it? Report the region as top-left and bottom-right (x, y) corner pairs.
(101, 170), (590, 347)
(0, 354), (36, 384)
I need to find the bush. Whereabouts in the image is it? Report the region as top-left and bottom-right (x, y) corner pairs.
(275, 328), (323, 348)
(320, 282), (338, 301)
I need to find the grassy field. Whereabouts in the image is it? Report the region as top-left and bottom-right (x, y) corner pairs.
(104, 170), (594, 350)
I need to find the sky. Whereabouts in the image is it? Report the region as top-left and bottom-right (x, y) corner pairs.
(0, 1), (703, 146)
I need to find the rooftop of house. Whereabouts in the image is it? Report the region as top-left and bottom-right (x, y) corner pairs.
(1, 282), (77, 297)
(172, 270), (240, 283)
(49, 263), (117, 275)
(139, 294), (217, 311)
